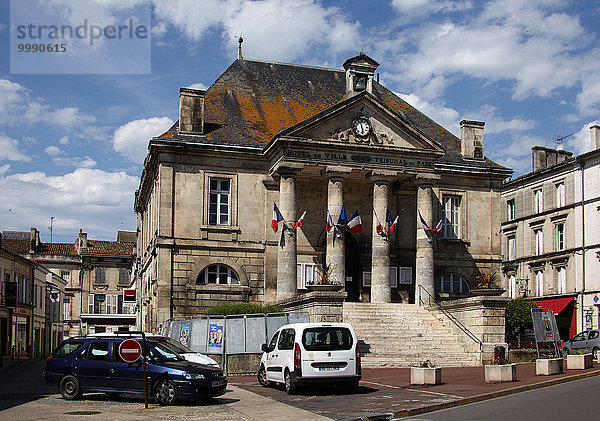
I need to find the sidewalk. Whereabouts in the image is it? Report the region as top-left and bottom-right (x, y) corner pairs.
(232, 361), (600, 420)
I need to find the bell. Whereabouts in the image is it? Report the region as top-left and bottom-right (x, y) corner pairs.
(354, 76), (366, 91)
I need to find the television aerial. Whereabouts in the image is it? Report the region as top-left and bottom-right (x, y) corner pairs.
(554, 133), (574, 150)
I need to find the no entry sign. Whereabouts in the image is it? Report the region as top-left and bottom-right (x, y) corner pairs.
(119, 339), (142, 363)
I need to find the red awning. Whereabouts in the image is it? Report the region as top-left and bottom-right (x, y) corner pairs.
(532, 297), (574, 314)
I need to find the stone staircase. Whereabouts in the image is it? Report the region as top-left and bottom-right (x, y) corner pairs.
(343, 302), (481, 367)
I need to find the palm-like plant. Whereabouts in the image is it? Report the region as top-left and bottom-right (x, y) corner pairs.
(473, 272), (501, 289)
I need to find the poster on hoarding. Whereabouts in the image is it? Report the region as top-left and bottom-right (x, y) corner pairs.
(179, 326), (190, 347)
(208, 323), (224, 349)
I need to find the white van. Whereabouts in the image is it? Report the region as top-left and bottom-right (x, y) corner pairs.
(258, 322), (361, 394)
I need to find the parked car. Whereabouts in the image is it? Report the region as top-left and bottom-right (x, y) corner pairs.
(44, 336), (227, 404)
(563, 329), (600, 358)
(88, 332), (220, 367)
(258, 322), (361, 394)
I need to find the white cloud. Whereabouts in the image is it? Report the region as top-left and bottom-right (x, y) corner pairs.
(113, 117), (174, 163)
(463, 105), (536, 135)
(187, 83), (208, 90)
(391, 0), (472, 15)
(45, 146), (62, 157)
(0, 133), (31, 162)
(59, 136), (70, 145)
(0, 168), (139, 239)
(154, 0), (361, 62)
(0, 165), (10, 175)
(395, 91), (460, 135)
(564, 120), (600, 156)
(52, 157), (97, 168)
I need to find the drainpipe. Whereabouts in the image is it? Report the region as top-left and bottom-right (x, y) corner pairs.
(578, 157), (586, 331)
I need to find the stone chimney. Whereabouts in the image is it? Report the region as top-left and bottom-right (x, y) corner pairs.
(178, 88), (205, 134)
(460, 120), (485, 159)
(531, 146), (573, 172)
(29, 227), (40, 253)
(342, 53), (380, 98)
(76, 229), (88, 253)
(591, 125), (600, 150)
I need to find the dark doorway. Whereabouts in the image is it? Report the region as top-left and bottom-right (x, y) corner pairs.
(0, 317), (7, 357)
(344, 232), (361, 302)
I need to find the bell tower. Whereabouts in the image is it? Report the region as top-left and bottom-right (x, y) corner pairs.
(342, 53), (380, 98)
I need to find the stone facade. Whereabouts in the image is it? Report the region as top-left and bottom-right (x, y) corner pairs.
(135, 54), (511, 332)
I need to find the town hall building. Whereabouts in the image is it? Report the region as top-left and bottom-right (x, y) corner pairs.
(134, 52), (512, 338)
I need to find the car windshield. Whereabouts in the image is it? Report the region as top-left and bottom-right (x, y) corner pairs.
(159, 337), (194, 354)
(146, 341), (184, 362)
(302, 327), (353, 351)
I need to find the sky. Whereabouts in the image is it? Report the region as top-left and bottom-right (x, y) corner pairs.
(0, 0), (599, 243)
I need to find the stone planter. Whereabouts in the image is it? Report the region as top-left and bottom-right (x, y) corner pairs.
(411, 367), (442, 385)
(566, 354), (593, 370)
(470, 288), (506, 296)
(535, 358), (563, 375)
(484, 363), (517, 383)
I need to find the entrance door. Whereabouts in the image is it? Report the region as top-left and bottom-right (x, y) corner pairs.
(344, 233), (361, 302)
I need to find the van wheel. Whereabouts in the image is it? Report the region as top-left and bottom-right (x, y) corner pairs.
(154, 378), (178, 405)
(284, 369), (297, 395)
(593, 347), (599, 360)
(258, 366), (270, 387)
(59, 375), (82, 400)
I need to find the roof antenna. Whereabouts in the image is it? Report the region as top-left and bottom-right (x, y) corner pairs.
(554, 133), (574, 150)
(238, 35), (244, 59)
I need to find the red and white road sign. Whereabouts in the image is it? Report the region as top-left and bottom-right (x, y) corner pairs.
(119, 339), (142, 363)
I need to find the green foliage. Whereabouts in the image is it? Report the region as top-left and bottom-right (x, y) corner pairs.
(474, 272), (501, 289)
(204, 302), (283, 316)
(505, 298), (538, 344)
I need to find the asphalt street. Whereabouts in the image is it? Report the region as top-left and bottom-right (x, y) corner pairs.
(400, 374), (600, 421)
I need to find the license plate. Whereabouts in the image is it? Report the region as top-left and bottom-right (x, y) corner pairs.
(211, 379), (226, 387)
(318, 367), (339, 371)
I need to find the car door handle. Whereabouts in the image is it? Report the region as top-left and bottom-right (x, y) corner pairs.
(110, 368), (115, 374)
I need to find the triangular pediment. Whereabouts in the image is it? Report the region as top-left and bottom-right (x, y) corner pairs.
(273, 92), (445, 155)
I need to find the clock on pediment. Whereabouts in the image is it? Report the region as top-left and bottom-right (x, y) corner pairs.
(352, 116), (371, 138)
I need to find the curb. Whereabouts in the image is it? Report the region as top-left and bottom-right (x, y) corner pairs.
(353, 368), (600, 420)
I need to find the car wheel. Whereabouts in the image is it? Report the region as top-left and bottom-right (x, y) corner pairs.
(59, 375), (82, 400)
(284, 369), (297, 395)
(563, 347), (570, 356)
(258, 366), (270, 387)
(154, 378), (178, 405)
(593, 347), (599, 360)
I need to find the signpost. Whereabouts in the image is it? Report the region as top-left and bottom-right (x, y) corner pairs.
(531, 308), (562, 358)
(115, 333), (148, 408)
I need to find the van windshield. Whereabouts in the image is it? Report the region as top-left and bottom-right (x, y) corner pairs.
(302, 327), (353, 351)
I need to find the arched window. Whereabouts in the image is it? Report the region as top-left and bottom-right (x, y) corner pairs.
(439, 273), (469, 294)
(196, 265), (240, 285)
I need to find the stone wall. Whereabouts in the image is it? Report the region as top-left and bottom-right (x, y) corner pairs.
(279, 290), (347, 323)
(432, 295), (510, 364)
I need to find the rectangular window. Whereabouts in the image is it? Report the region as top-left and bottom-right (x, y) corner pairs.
(556, 182), (565, 207)
(296, 263), (317, 289)
(63, 299), (71, 320)
(508, 235), (516, 261)
(399, 267), (413, 284)
(557, 267), (566, 294)
(442, 195), (461, 239)
(507, 199), (515, 220)
(208, 178), (231, 225)
(509, 274), (516, 299)
(534, 189), (543, 213)
(88, 294), (94, 314)
(556, 223), (565, 251)
(535, 229), (543, 255)
(535, 270), (544, 296)
(95, 267), (106, 284)
(94, 294), (106, 314)
(390, 267), (398, 288)
(61, 271), (70, 284)
(362, 271), (371, 287)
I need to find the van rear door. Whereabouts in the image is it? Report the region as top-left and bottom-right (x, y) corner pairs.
(300, 326), (356, 378)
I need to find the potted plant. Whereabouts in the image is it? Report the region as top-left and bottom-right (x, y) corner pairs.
(566, 349), (594, 370)
(411, 360), (442, 385)
(471, 272), (506, 296)
(484, 356), (517, 383)
(306, 262), (342, 291)
(535, 351), (563, 375)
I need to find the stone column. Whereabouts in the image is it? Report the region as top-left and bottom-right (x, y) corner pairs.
(326, 176), (345, 286)
(371, 179), (391, 303)
(277, 172), (297, 301)
(415, 184), (435, 303)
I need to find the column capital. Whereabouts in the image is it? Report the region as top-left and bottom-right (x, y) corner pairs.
(271, 162), (304, 177)
(323, 165), (352, 179)
(414, 173), (441, 186)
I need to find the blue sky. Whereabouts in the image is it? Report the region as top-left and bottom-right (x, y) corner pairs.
(1, 0), (599, 242)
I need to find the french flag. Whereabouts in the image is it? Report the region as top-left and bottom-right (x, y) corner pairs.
(326, 209), (334, 232)
(389, 215), (399, 235)
(347, 209), (363, 233)
(374, 210), (384, 234)
(418, 211), (431, 232)
(433, 213), (447, 235)
(337, 204), (348, 225)
(271, 203), (284, 232)
(293, 210), (307, 230)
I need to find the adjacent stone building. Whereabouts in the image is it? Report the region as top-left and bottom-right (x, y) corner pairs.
(501, 126), (600, 340)
(135, 53), (512, 333)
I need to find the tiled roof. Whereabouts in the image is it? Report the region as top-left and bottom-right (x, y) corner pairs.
(1, 238), (30, 254)
(156, 58), (506, 170)
(38, 243), (78, 255)
(79, 240), (135, 256)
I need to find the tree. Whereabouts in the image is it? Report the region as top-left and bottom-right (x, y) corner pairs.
(505, 298), (538, 345)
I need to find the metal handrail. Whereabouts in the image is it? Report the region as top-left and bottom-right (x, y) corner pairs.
(418, 285), (482, 348)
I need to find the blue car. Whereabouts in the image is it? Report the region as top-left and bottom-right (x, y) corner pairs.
(44, 336), (227, 405)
